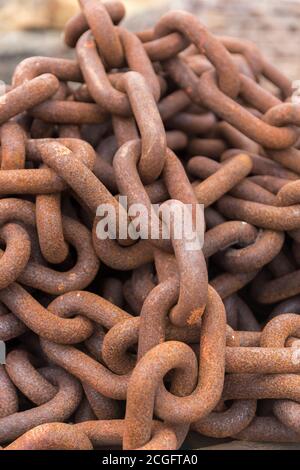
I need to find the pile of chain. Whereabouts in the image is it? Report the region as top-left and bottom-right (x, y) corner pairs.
(2, 0), (300, 451)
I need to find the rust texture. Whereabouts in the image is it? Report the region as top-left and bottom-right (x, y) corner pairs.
(1, 0), (300, 451)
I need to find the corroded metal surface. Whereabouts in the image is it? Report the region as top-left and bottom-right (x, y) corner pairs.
(1, 0), (300, 451)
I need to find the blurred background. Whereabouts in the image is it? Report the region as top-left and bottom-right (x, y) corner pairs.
(0, 0), (300, 83)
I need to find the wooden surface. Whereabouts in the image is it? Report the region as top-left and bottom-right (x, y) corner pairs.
(183, 432), (300, 450)
(200, 441), (300, 450)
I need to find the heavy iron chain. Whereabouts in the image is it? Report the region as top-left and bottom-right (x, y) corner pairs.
(1, 0), (300, 450)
